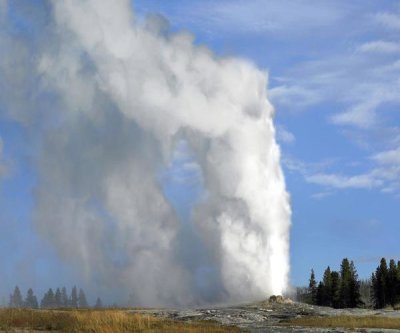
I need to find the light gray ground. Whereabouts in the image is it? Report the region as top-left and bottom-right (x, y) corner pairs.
(133, 299), (400, 333)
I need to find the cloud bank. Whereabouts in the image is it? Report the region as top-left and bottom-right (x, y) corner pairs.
(0, 0), (290, 306)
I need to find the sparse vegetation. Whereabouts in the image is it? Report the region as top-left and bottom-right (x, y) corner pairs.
(0, 308), (241, 332)
(281, 315), (400, 330)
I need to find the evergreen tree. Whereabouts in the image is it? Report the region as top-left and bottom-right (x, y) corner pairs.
(9, 286), (23, 308)
(55, 288), (62, 308)
(397, 261), (400, 305)
(308, 269), (317, 304)
(387, 260), (398, 307)
(316, 281), (326, 306)
(70, 286), (78, 308)
(61, 287), (69, 308)
(330, 271), (341, 308)
(348, 261), (362, 307)
(78, 288), (88, 308)
(40, 291), (48, 308)
(95, 297), (103, 309)
(339, 258), (352, 307)
(371, 258), (388, 309)
(24, 288), (38, 309)
(322, 266), (333, 306)
(371, 272), (378, 308)
(41, 288), (56, 309)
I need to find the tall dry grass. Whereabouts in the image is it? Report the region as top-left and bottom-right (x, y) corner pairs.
(0, 308), (241, 332)
(283, 315), (400, 329)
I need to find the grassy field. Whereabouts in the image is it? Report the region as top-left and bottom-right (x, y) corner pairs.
(282, 315), (400, 330)
(0, 308), (241, 333)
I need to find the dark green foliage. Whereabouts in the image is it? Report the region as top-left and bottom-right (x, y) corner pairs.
(315, 267), (342, 308)
(339, 258), (351, 307)
(330, 271), (341, 308)
(337, 259), (361, 308)
(308, 269), (317, 304)
(387, 260), (398, 307)
(371, 258), (388, 309)
(308, 259), (361, 308)
(371, 258), (400, 309)
(24, 288), (38, 309)
(322, 266), (332, 306)
(316, 282), (325, 306)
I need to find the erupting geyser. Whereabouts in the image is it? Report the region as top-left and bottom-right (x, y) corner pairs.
(1, 0), (291, 306)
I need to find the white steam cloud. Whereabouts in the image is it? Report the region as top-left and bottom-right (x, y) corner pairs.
(1, 0), (291, 306)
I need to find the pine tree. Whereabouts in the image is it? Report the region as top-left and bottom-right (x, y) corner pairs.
(41, 288), (56, 309)
(322, 266), (333, 306)
(70, 286), (78, 308)
(61, 287), (69, 308)
(55, 288), (62, 308)
(316, 281), (325, 306)
(95, 297), (103, 309)
(40, 291), (48, 309)
(348, 260), (361, 307)
(387, 259), (398, 307)
(78, 288), (88, 308)
(9, 286), (23, 308)
(330, 271), (341, 308)
(24, 288), (38, 309)
(339, 258), (350, 307)
(308, 269), (317, 304)
(371, 258), (388, 309)
(397, 261), (400, 306)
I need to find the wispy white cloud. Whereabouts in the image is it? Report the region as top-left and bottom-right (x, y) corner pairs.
(270, 85), (322, 111)
(305, 172), (382, 189)
(358, 40), (400, 54)
(375, 12), (400, 30)
(284, 147), (400, 194)
(276, 125), (295, 144)
(274, 49), (400, 130)
(282, 155), (333, 176)
(370, 148), (400, 193)
(331, 99), (379, 129)
(160, 0), (347, 36)
(373, 148), (400, 165)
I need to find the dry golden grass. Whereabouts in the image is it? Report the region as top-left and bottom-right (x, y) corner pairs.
(0, 308), (242, 332)
(282, 315), (400, 329)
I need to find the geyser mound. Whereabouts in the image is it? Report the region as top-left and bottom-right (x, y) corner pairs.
(1, 0), (291, 306)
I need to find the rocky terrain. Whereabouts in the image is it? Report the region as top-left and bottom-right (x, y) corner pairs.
(134, 297), (400, 333)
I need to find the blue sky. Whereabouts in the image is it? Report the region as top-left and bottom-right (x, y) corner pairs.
(0, 0), (399, 303)
(134, 0), (400, 283)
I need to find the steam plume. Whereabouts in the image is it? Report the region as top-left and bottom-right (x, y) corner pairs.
(1, 0), (291, 306)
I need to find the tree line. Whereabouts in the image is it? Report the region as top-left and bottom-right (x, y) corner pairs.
(8, 286), (103, 309)
(305, 258), (362, 308)
(371, 258), (400, 309)
(301, 257), (400, 309)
